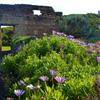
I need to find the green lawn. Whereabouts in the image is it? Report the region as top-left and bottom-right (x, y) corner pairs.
(2, 46), (11, 51)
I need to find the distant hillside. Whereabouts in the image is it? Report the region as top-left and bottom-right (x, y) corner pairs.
(58, 13), (100, 42)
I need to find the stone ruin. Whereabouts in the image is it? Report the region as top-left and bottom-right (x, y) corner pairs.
(0, 4), (62, 53)
(0, 4), (62, 37)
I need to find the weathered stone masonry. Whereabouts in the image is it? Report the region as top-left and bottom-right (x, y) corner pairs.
(0, 4), (62, 36)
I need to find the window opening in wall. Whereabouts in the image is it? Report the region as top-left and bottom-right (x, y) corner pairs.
(33, 10), (41, 15)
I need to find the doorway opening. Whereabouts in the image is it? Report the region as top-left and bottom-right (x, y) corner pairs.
(1, 25), (15, 51)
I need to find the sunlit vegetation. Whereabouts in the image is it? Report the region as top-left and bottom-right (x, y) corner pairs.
(0, 13), (100, 99)
(0, 35), (100, 99)
(2, 46), (11, 51)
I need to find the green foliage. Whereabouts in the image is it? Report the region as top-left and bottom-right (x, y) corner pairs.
(1, 35), (100, 99)
(59, 14), (100, 41)
(2, 26), (13, 34)
(2, 26), (13, 46)
(12, 35), (36, 50)
(43, 85), (68, 100)
(64, 76), (95, 99)
(2, 46), (11, 51)
(12, 36), (34, 46)
(10, 76), (68, 100)
(59, 15), (89, 36)
(88, 37), (100, 43)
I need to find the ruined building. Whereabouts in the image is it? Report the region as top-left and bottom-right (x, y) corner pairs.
(0, 4), (62, 37)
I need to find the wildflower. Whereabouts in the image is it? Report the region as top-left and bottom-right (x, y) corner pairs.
(97, 57), (100, 62)
(15, 45), (22, 52)
(87, 43), (95, 47)
(37, 84), (41, 89)
(56, 32), (64, 36)
(54, 76), (66, 84)
(52, 30), (57, 35)
(43, 33), (47, 36)
(67, 35), (74, 39)
(49, 69), (57, 76)
(18, 80), (26, 86)
(80, 42), (87, 46)
(96, 41), (100, 45)
(39, 76), (49, 82)
(52, 30), (66, 36)
(41, 96), (46, 100)
(97, 50), (100, 54)
(7, 97), (14, 100)
(14, 89), (25, 96)
(95, 45), (100, 48)
(87, 50), (95, 54)
(27, 84), (34, 90)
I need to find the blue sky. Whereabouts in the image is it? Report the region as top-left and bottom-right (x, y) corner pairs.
(0, 0), (100, 15)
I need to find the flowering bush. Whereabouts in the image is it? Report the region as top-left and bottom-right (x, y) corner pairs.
(1, 35), (100, 99)
(9, 69), (68, 100)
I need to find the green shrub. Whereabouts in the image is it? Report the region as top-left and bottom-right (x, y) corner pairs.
(1, 35), (100, 99)
(2, 26), (13, 46)
(59, 14), (100, 41)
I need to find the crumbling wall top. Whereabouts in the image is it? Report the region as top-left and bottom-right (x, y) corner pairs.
(0, 4), (56, 15)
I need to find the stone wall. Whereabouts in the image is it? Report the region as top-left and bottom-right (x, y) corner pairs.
(0, 4), (62, 36)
